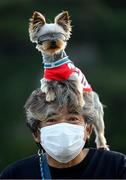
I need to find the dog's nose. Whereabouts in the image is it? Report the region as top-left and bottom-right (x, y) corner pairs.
(50, 40), (57, 48)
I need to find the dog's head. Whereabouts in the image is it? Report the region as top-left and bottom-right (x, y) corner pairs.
(29, 11), (72, 55)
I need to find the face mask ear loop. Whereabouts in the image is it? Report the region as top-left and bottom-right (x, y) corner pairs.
(38, 144), (45, 180)
(37, 128), (44, 180)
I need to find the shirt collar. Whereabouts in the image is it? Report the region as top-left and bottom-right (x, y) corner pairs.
(44, 56), (72, 69)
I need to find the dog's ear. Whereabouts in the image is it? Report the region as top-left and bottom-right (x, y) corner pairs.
(29, 11), (46, 29)
(29, 11), (46, 42)
(54, 11), (72, 33)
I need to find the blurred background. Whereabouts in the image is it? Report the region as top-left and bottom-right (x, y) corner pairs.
(0, 0), (126, 171)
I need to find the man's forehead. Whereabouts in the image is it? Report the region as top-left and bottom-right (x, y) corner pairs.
(44, 105), (81, 119)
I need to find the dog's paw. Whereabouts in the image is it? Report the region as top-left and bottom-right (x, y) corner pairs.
(98, 145), (110, 151)
(41, 85), (48, 94)
(40, 78), (49, 93)
(46, 91), (56, 102)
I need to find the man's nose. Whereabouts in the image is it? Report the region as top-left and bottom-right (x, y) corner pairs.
(59, 118), (68, 123)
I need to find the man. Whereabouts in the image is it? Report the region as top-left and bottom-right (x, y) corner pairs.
(0, 81), (126, 179)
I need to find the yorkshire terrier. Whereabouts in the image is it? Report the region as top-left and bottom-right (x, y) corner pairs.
(28, 11), (109, 150)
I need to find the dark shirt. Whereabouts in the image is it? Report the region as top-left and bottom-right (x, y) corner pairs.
(0, 148), (126, 179)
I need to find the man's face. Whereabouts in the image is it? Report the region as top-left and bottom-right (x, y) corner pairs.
(33, 107), (92, 143)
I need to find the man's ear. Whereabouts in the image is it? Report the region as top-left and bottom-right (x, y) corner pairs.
(84, 124), (93, 141)
(32, 130), (40, 143)
(54, 11), (72, 33)
(29, 11), (46, 42)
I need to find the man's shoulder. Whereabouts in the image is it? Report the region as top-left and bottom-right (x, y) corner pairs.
(92, 147), (125, 157)
(0, 154), (39, 179)
(86, 148), (126, 178)
(100, 148), (125, 156)
(91, 148), (126, 164)
(7, 154), (38, 168)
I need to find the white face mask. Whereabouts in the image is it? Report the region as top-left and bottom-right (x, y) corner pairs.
(40, 123), (85, 163)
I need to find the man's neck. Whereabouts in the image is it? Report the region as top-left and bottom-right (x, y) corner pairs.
(42, 50), (67, 63)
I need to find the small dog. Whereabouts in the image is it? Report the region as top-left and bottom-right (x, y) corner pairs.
(29, 11), (109, 149)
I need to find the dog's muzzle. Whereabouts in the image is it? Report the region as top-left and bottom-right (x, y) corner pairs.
(37, 32), (67, 45)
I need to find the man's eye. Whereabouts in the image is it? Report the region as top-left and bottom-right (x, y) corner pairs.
(68, 117), (79, 122)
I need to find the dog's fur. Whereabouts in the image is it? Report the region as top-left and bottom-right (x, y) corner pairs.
(28, 11), (109, 149)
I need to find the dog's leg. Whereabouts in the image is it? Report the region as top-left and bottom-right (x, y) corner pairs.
(93, 116), (109, 150)
(46, 90), (56, 101)
(69, 73), (85, 107)
(92, 92), (109, 150)
(40, 78), (56, 101)
(40, 78), (48, 94)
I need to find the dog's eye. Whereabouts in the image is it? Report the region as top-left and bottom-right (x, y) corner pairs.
(38, 39), (43, 45)
(37, 35), (49, 44)
(55, 33), (66, 41)
(37, 33), (66, 44)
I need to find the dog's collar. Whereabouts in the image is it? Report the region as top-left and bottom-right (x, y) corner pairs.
(44, 56), (72, 68)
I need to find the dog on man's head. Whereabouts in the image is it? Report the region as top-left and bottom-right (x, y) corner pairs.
(28, 11), (109, 150)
